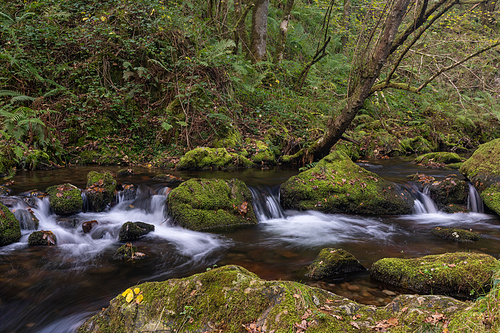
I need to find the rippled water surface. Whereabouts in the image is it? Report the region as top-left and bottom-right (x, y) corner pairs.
(1, 160), (499, 332)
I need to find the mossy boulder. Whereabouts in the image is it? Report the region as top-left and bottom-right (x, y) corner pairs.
(85, 171), (117, 212)
(78, 265), (479, 333)
(431, 227), (480, 242)
(428, 176), (468, 210)
(415, 152), (463, 169)
(481, 184), (500, 215)
(307, 248), (366, 279)
(400, 136), (436, 155)
(0, 202), (21, 246)
(371, 252), (497, 299)
(280, 151), (414, 215)
(251, 140), (277, 164)
(176, 147), (253, 170)
(167, 178), (258, 231)
(46, 183), (83, 216)
(118, 222), (155, 242)
(113, 243), (147, 260)
(28, 230), (57, 246)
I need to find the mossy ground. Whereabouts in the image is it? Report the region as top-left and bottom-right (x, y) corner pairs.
(46, 183), (83, 216)
(167, 178), (258, 231)
(0, 202), (21, 246)
(280, 151), (414, 215)
(176, 147), (253, 170)
(371, 252), (498, 299)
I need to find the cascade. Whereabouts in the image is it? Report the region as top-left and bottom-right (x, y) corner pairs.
(249, 186), (285, 221)
(467, 183), (484, 213)
(413, 186), (438, 214)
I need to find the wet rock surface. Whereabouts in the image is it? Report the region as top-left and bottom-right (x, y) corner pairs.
(307, 248), (366, 279)
(431, 227), (480, 242)
(46, 183), (83, 216)
(0, 202), (21, 246)
(85, 171), (117, 212)
(118, 221), (155, 242)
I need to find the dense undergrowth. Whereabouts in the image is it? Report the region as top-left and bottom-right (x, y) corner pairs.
(0, 0), (499, 174)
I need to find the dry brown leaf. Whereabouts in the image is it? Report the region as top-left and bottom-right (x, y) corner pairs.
(350, 321), (360, 329)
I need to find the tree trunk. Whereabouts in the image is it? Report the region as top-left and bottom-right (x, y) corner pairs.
(274, 0), (295, 63)
(250, 0), (270, 63)
(341, 0), (351, 48)
(310, 0), (411, 160)
(234, 0), (251, 55)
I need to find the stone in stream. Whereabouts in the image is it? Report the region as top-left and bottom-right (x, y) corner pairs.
(118, 222), (155, 242)
(0, 202), (21, 246)
(428, 176), (469, 212)
(77, 264), (488, 333)
(113, 243), (147, 260)
(85, 171), (117, 212)
(28, 230), (57, 246)
(167, 178), (258, 231)
(82, 220), (99, 233)
(46, 183), (83, 216)
(370, 252), (497, 299)
(460, 139), (500, 216)
(307, 248), (366, 279)
(414, 152), (464, 169)
(431, 227), (480, 242)
(280, 151), (414, 215)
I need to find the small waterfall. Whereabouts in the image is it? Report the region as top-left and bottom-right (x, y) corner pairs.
(249, 186), (285, 221)
(413, 186), (438, 214)
(467, 183), (484, 213)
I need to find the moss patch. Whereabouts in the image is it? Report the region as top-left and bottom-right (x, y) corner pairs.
(85, 171), (117, 212)
(460, 138), (500, 190)
(280, 151), (414, 215)
(481, 184), (500, 216)
(46, 183), (83, 216)
(431, 227), (480, 242)
(371, 252), (497, 299)
(167, 178), (258, 231)
(176, 147), (253, 170)
(0, 202), (21, 246)
(307, 248), (366, 279)
(28, 230), (57, 246)
(415, 152), (463, 169)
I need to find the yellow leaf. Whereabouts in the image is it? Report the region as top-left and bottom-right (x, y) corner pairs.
(126, 291), (134, 303)
(82, 17), (88, 21)
(134, 288), (140, 294)
(122, 288), (132, 297)
(100, 16), (106, 21)
(135, 294), (144, 304)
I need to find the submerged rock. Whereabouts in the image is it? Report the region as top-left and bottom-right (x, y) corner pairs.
(307, 248), (366, 279)
(431, 227), (480, 242)
(280, 151), (414, 215)
(118, 222), (155, 242)
(371, 252), (497, 299)
(167, 178), (258, 231)
(176, 147), (253, 170)
(85, 171), (117, 212)
(78, 264), (480, 333)
(0, 202), (21, 246)
(46, 183), (83, 216)
(28, 230), (57, 246)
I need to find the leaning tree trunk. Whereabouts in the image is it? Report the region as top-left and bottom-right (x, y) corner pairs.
(274, 0), (295, 63)
(310, 0), (411, 160)
(250, 0), (270, 63)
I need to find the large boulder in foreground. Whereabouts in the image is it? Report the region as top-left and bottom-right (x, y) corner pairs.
(280, 151), (414, 214)
(0, 202), (21, 246)
(307, 248), (366, 279)
(167, 178), (257, 231)
(85, 171), (117, 212)
(371, 252), (497, 299)
(78, 265), (476, 333)
(47, 183), (83, 215)
(460, 139), (500, 215)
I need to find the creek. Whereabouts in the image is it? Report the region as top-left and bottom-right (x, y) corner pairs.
(1, 158), (500, 333)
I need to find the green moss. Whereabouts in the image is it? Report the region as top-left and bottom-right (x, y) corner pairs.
(251, 140), (277, 164)
(85, 171), (117, 212)
(307, 248), (365, 279)
(176, 147), (252, 170)
(167, 178), (258, 231)
(28, 230), (57, 246)
(46, 183), (83, 215)
(460, 138), (500, 190)
(400, 136), (436, 154)
(280, 151), (414, 215)
(212, 129), (242, 148)
(431, 227), (480, 242)
(371, 252), (498, 299)
(428, 177), (468, 209)
(0, 202), (21, 246)
(481, 184), (500, 216)
(118, 222), (155, 241)
(415, 152), (463, 165)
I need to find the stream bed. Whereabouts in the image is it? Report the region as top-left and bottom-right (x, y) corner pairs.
(1, 158), (500, 332)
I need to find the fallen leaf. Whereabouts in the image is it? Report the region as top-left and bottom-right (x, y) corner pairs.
(135, 294), (143, 304)
(350, 321), (360, 329)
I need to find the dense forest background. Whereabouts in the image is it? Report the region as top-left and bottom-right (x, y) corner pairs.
(0, 0), (499, 174)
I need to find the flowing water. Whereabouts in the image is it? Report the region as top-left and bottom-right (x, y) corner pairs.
(1, 160), (500, 333)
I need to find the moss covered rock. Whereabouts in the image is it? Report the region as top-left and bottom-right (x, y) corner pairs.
(428, 176), (468, 210)
(28, 230), (57, 246)
(85, 171), (117, 212)
(431, 227), (480, 242)
(460, 139), (500, 190)
(251, 140), (277, 164)
(118, 222), (155, 242)
(415, 152), (463, 169)
(47, 183), (83, 216)
(0, 202), (21, 246)
(307, 248), (366, 279)
(371, 252), (497, 299)
(400, 136), (436, 155)
(167, 178), (258, 231)
(176, 147), (253, 170)
(78, 265), (477, 333)
(280, 151), (414, 215)
(113, 243), (147, 260)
